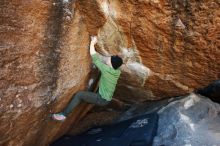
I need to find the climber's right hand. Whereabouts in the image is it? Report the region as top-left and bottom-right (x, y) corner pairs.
(90, 36), (98, 45)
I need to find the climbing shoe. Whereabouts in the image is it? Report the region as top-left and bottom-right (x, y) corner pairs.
(52, 113), (66, 121)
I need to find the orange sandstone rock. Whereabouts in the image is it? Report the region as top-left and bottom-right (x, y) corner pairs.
(0, 0), (219, 145)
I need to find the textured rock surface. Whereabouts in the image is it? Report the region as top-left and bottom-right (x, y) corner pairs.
(97, 0), (220, 100)
(0, 0), (219, 146)
(0, 1), (92, 145)
(116, 94), (220, 146)
(153, 93), (220, 146)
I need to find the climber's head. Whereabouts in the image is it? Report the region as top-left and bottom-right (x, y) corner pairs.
(108, 55), (123, 69)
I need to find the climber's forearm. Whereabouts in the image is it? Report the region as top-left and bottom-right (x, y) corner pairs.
(89, 42), (97, 55)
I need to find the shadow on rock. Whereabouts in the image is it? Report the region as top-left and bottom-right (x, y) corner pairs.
(196, 80), (220, 104)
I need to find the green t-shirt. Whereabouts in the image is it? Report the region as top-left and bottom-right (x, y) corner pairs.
(92, 54), (121, 101)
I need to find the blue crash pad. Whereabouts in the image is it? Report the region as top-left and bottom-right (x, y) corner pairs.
(51, 113), (158, 146)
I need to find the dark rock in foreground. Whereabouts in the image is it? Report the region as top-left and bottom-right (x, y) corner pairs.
(154, 93), (220, 146)
(51, 113), (158, 146)
(51, 93), (220, 146)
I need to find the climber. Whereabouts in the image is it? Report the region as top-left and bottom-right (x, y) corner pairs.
(52, 36), (123, 121)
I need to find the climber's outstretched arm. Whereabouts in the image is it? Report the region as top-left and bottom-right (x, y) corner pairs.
(89, 36), (109, 72)
(89, 36), (98, 55)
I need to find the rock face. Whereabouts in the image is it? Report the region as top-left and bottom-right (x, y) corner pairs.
(0, 0), (219, 146)
(153, 93), (220, 146)
(101, 0), (220, 100)
(1, 1), (92, 145)
(117, 94), (220, 146)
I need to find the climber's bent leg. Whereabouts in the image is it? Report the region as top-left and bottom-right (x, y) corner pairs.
(63, 91), (109, 116)
(52, 91), (110, 121)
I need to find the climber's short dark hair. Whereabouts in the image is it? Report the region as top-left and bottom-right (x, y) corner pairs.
(111, 55), (123, 69)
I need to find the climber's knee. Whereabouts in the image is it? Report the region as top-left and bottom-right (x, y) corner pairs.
(97, 97), (110, 106)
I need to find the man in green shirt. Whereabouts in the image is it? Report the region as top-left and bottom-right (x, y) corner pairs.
(52, 36), (123, 121)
